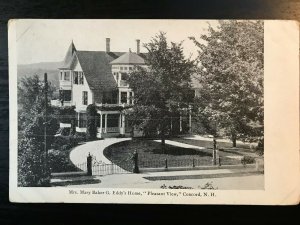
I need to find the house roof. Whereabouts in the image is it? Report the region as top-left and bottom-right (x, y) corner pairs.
(59, 41), (77, 69)
(59, 42), (148, 92)
(75, 51), (121, 91)
(110, 51), (146, 65)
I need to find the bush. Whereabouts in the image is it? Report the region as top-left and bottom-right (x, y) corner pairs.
(52, 133), (84, 151)
(48, 149), (79, 173)
(86, 104), (97, 141)
(18, 138), (51, 187)
(241, 156), (256, 164)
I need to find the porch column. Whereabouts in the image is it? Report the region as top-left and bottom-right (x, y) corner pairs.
(189, 105), (192, 133)
(120, 113), (125, 135)
(99, 113), (103, 138)
(127, 91), (130, 104)
(104, 114), (107, 133)
(77, 112), (80, 127)
(179, 114), (182, 132)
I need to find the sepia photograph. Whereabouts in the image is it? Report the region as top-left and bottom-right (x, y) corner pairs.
(8, 19), (299, 204)
(14, 19), (264, 190)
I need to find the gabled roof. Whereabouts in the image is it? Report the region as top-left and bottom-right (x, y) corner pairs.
(59, 41), (77, 69)
(75, 51), (121, 91)
(59, 41), (148, 92)
(110, 51), (146, 65)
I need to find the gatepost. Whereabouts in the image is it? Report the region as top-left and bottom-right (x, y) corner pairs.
(133, 150), (139, 173)
(87, 152), (92, 176)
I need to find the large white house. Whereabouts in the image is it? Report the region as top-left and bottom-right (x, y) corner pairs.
(52, 38), (148, 138)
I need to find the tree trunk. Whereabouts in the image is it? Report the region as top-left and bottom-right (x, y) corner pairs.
(232, 133), (237, 147)
(161, 131), (165, 146)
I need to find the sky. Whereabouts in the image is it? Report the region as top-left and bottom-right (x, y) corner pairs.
(15, 19), (219, 65)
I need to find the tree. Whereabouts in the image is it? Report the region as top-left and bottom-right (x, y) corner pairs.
(86, 104), (97, 140)
(190, 20), (264, 147)
(18, 75), (59, 186)
(127, 32), (195, 147)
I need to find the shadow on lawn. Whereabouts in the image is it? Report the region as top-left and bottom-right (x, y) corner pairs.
(151, 147), (212, 157)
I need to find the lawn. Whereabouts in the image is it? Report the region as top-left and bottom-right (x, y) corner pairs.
(103, 139), (242, 170)
(171, 137), (260, 158)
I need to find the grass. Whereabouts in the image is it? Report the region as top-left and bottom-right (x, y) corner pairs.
(103, 139), (242, 170)
(171, 137), (260, 158)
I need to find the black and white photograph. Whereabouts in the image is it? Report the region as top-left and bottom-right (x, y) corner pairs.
(8, 19), (299, 204)
(14, 19), (264, 190)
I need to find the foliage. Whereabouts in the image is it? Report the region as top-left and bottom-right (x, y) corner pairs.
(18, 75), (59, 186)
(127, 32), (195, 145)
(52, 105), (76, 126)
(48, 149), (79, 173)
(161, 184), (193, 189)
(190, 21), (264, 147)
(86, 104), (97, 140)
(199, 182), (218, 190)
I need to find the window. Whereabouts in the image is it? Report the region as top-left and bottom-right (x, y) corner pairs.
(60, 71), (63, 80)
(59, 90), (71, 102)
(82, 91), (88, 105)
(77, 72), (84, 85)
(121, 92), (127, 104)
(78, 113), (87, 128)
(73, 71), (78, 84)
(120, 67), (123, 70)
(107, 114), (119, 128)
(129, 67), (133, 71)
(129, 92), (133, 104)
(64, 71), (70, 81)
(121, 73), (129, 81)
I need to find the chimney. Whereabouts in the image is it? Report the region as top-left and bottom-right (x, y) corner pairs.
(136, 39), (140, 54)
(106, 38), (110, 52)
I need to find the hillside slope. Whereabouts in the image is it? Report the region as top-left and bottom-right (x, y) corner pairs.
(17, 61), (62, 88)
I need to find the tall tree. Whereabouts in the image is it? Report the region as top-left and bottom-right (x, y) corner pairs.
(190, 21), (264, 147)
(18, 75), (59, 186)
(127, 32), (195, 146)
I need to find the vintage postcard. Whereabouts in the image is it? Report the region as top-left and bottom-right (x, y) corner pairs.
(9, 19), (299, 204)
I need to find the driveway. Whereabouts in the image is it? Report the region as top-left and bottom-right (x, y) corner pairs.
(69, 138), (131, 166)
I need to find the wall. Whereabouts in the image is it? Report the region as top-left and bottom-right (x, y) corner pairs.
(71, 56), (94, 112)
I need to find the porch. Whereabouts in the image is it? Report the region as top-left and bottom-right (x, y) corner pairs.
(96, 111), (131, 138)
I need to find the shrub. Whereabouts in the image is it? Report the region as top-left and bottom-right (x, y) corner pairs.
(241, 156), (256, 164)
(48, 149), (79, 173)
(86, 104), (97, 141)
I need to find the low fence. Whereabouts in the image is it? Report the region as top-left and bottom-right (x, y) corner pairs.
(72, 152), (262, 177)
(139, 156), (241, 169)
(74, 154), (132, 176)
(91, 163), (131, 176)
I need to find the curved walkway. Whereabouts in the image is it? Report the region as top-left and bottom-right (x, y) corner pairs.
(69, 138), (131, 166)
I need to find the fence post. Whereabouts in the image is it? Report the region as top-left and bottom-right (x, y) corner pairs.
(87, 153), (92, 176)
(133, 150), (139, 173)
(212, 138), (217, 165)
(165, 158), (168, 169)
(241, 156), (246, 167)
(192, 158), (195, 168)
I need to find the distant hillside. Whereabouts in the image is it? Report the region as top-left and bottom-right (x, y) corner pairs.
(17, 61), (62, 88)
